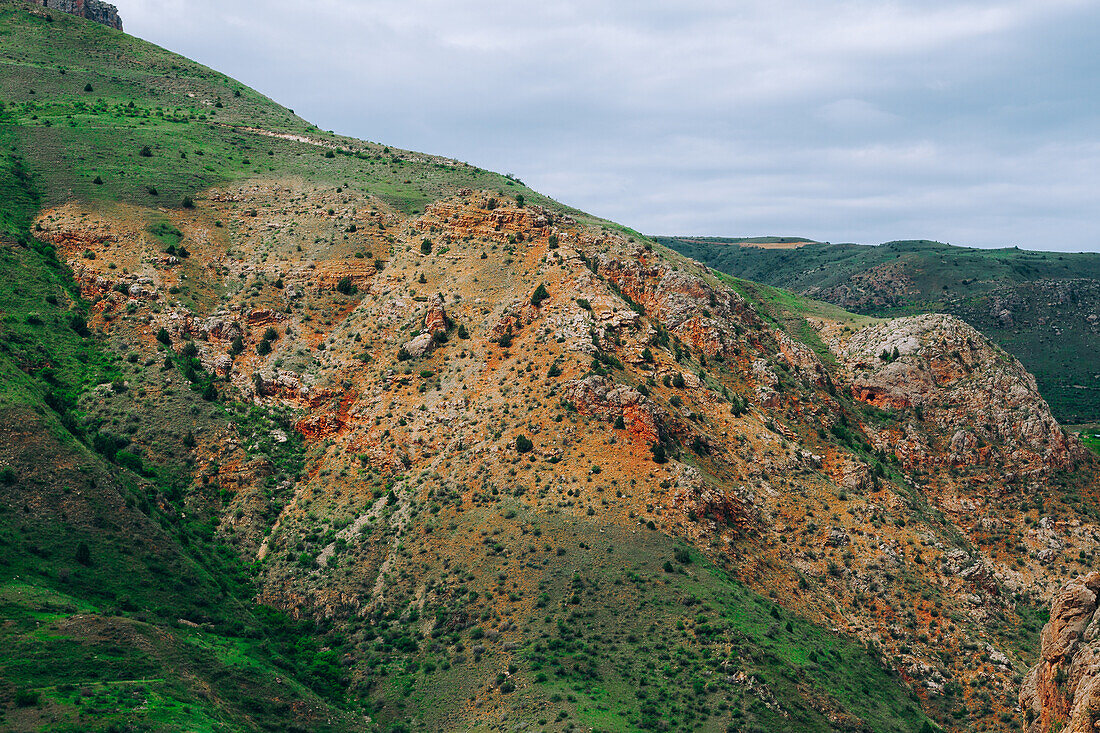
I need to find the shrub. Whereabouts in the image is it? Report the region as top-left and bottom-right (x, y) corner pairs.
(530, 283), (549, 307)
(0, 467), (15, 485)
(457, 324), (469, 339)
(420, 239), (432, 255)
(263, 326), (279, 341)
(116, 451), (144, 474)
(156, 328), (171, 345)
(336, 276), (356, 295)
(14, 689), (39, 707)
(515, 435), (533, 453)
(256, 340), (272, 356)
(92, 175), (103, 185)
(182, 196), (194, 208)
(140, 145), (152, 157)
(180, 341), (198, 357)
(515, 194), (525, 207)
(324, 149), (335, 158)
(230, 336), (244, 355)
(75, 542), (92, 566)
(83, 83), (93, 92)
(650, 443), (667, 464)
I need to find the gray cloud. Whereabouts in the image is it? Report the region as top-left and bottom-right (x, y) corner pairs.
(123, 0), (1100, 251)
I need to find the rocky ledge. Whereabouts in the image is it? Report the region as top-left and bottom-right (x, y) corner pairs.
(1021, 573), (1100, 733)
(27, 0), (123, 30)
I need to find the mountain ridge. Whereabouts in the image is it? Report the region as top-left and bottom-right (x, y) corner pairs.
(657, 236), (1100, 425)
(2, 4), (1099, 731)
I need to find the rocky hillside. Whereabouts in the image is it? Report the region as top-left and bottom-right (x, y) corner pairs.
(25, 0), (122, 29)
(2, 4), (1100, 731)
(658, 237), (1100, 425)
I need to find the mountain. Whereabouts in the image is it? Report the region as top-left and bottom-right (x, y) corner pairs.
(655, 237), (1100, 426)
(2, 3), (1099, 731)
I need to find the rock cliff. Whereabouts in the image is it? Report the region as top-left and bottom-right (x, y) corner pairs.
(28, 0), (122, 29)
(1021, 573), (1100, 733)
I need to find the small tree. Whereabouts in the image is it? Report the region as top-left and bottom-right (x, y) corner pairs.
(515, 194), (525, 208)
(140, 145), (152, 157)
(420, 239), (433, 255)
(256, 339), (272, 356)
(530, 283), (549, 307)
(75, 542), (92, 566)
(336, 276), (357, 295)
(263, 326), (279, 341)
(156, 327), (171, 345)
(515, 435), (533, 453)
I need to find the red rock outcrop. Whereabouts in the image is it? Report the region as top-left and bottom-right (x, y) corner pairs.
(1021, 573), (1100, 733)
(28, 0), (122, 29)
(563, 375), (661, 443)
(824, 314), (1082, 477)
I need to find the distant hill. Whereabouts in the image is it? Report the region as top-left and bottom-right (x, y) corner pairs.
(657, 237), (1100, 424)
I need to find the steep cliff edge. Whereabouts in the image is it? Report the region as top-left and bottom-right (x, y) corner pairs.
(26, 0), (122, 29)
(1021, 573), (1100, 733)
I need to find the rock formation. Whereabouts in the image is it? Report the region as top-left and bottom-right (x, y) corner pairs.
(1021, 573), (1100, 733)
(28, 0), (122, 29)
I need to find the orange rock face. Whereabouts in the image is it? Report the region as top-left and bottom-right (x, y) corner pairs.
(1021, 573), (1100, 733)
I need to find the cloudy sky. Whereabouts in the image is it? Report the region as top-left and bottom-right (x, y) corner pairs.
(122, 0), (1100, 252)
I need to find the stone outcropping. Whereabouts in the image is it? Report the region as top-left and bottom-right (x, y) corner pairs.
(825, 313), (1082, 477)
(1021, 573), (1100, 733)
(29, 0), (123, 29)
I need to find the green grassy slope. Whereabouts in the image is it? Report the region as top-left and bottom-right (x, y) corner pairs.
(0, 3), (941, 730)
(658, 236), (1100, 423)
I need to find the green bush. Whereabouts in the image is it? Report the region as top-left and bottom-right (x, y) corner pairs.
(14, 689), (39, 707)
(531, 283), (549, 306)
(515, 435), (533, 453)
